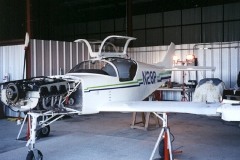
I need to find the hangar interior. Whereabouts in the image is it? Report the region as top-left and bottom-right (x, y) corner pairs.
(1, 1), (240, 160)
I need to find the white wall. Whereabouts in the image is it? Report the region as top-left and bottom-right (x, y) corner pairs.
(0, 45), (25, 83)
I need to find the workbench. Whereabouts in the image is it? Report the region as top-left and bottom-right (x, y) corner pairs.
(156, 87), (195, 101)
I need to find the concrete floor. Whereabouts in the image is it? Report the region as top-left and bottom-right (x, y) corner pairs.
(0, 112), (240, 160)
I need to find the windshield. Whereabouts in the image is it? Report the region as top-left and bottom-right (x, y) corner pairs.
(68, 58), (137, 81)
(68, 60), (117, 77)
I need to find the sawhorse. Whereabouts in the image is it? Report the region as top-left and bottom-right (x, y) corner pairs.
(131, 112), (160, 131)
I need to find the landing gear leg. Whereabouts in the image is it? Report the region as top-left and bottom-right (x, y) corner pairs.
(26, 113), (43, 160)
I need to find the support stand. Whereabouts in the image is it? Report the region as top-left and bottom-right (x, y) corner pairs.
(16, 114), (28, 140)
(27, 114), (31, 140)
(149, 113), (182, 160)
(149, 113), (172, 160)
(181, 70), (188, 102)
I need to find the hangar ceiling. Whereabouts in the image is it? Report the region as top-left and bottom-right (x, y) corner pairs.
(49, 0), (240, 24)
(0, 0), (240, 43)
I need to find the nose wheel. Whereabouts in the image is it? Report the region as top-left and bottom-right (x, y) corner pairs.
(26, 149), (43, 160)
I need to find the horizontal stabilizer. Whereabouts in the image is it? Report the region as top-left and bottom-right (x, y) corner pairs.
(166, 66), (216, 71)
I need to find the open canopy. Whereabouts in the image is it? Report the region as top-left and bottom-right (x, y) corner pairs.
(74, 35), (136, 59)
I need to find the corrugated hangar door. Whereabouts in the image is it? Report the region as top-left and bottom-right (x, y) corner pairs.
(0, 44), (25, 117)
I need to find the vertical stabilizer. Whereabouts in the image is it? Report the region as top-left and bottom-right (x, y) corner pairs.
(155, 42), (175, 69)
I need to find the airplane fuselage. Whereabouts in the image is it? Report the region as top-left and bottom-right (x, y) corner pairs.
(57, 59), (172, 114)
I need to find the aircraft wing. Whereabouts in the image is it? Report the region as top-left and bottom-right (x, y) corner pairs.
(98, 101), (240, 121)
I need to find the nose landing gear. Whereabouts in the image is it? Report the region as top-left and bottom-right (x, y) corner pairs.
(26, 149), (43, 160)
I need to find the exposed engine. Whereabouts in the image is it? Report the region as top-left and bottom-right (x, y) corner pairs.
(0, 76), (81, 112)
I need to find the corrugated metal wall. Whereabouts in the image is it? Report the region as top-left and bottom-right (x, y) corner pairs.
(129, 42), (240, 87)
(128, 42), (240, 100)
(0, 44), (26, 117)
(31, 39), (89, 76)
(1, 40), (240, 115)
(0, 45), (25, 82)
(193, 42), (240, 87)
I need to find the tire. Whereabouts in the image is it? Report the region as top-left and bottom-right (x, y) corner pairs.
(26, 150), (43, 160)
(40, 125), (50, 137)
(159, 139), (164, 158)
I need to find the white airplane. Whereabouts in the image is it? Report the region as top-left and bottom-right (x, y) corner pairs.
(0, 35), (239, 160)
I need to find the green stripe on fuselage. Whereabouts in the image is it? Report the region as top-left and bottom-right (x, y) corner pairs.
(157, 71), (172, 79)
(84, 71), (171, 91)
